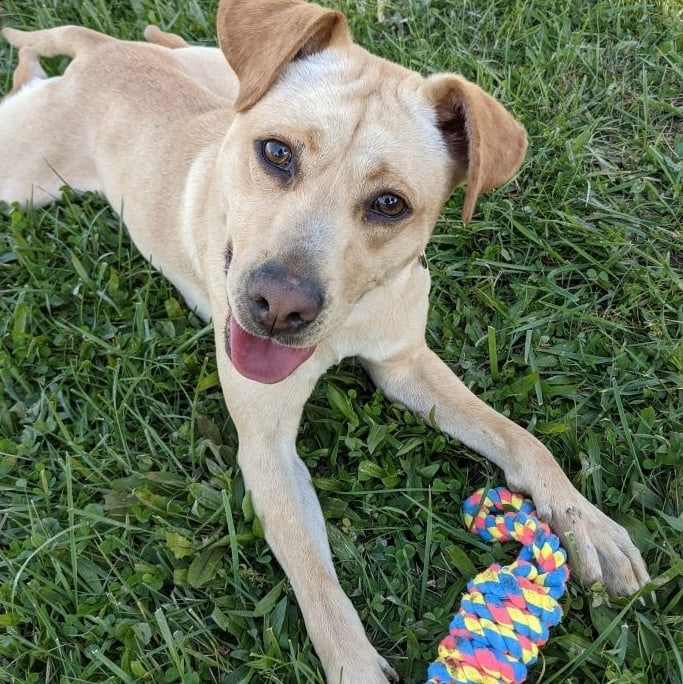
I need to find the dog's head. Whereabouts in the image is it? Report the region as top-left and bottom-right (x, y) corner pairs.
(215, 0), (527, 384)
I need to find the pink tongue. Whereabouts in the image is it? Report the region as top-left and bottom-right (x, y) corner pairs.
(228, 317), (315, 384)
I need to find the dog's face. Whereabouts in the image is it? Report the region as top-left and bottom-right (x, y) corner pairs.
(219, 48), (459, 382)
(213, 0), (527, 384)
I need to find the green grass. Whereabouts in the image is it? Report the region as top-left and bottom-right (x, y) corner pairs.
(1, 0), (681, 682)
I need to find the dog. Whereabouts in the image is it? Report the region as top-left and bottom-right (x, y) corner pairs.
(0, 0), (649, 681)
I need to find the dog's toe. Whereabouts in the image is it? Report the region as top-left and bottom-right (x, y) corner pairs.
(379, 657), (400, 683)
(596, 529), (650, 597)
(552, 499), (649, 597)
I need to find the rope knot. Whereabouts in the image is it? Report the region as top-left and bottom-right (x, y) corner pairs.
(425, 487), (570, 684)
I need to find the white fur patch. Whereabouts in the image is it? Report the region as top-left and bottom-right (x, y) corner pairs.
(281, 49), (446, 159)
(180, 147), (214, 278)
(1, 75), (56, 106)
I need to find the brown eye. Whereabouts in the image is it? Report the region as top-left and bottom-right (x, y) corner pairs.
(262, 139), (292, 168)
(369, 192), (409, 220)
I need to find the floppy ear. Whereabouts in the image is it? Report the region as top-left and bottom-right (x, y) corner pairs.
(216, 0), (350, 112)
(423, 74), (528, 223)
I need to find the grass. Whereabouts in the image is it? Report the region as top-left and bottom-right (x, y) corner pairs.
(0, 0), (681, 682)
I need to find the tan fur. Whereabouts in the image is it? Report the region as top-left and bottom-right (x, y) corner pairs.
(0, 1), (648, 681)
(9, 47), (46, 95)
(217, 0), (350, 111)
(144, 25), (189, 49)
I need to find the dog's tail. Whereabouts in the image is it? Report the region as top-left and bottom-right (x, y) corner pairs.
(1, 25), (107, 59)
(144, 25), (189, 49)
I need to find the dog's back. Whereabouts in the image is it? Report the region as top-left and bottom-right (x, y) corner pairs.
(0, 25), (235, 209)
(0, 25), (237, 319)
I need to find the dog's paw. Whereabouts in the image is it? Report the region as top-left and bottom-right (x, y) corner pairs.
(379, 656), (400, 683)
(311, 591), (399, 684)
(336, 656), (399, 684)
(325, 651), (398, 683)
(539, 493), (649, 597)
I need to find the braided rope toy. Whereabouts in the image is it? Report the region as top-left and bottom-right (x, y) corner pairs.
(424, 487), (570, 684)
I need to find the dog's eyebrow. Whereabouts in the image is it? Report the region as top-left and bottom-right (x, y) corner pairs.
(364, 162), (394, 185)
(362, 162), (412, 198)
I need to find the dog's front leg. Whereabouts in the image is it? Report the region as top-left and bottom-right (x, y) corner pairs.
(215, 350), (398, 683)
(365, 343), (649, 597)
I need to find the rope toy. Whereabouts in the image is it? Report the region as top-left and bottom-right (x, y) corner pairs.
(424, 487), (570, 684)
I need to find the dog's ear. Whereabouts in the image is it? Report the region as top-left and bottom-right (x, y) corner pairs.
(423, 74), (527, 223)
(217, 0), (350, 112)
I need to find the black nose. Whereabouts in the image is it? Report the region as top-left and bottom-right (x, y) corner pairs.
(246, 263), (324, 334)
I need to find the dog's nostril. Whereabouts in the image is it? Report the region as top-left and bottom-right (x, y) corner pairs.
(286, 312), (304, 329)
(252, 296), (269, 315)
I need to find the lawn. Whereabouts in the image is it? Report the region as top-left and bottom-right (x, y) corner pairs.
(0, 0), (681, 682)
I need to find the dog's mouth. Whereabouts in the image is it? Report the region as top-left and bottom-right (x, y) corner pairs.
(223, 245), (319, 384)
(225, 315), (316, 384)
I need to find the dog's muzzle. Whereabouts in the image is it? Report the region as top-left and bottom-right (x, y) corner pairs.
(225, 261), (323, 384)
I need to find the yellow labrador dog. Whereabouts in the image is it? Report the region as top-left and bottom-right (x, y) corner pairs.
(0, 0), (648, 681)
